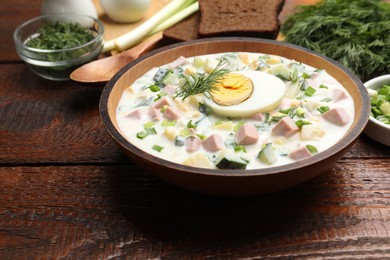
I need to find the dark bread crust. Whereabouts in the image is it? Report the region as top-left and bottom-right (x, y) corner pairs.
(162, 0), (285, 43)
(162, 13), (200, 44)
(198, 0), (285, 39)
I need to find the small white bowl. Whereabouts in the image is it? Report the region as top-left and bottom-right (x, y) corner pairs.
(364, 74), (390, 146)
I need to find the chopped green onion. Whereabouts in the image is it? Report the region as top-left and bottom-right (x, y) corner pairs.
(152, 145), (164, 152)
(234, 145), (247, 153)
(317, 106), (330, 114)
(295, 119), (312, 128)
(321, 97), (332, 102)
(187, 120), (197, 129)
(319, 84), (329, 89)
(196, 133), (206, 140)
(233, 121), (245, 132)
(306, 145), (318, 154)
(180, 128), (192, 137)
(162, 120), (176, 127)
(146, 128), (157, 135)
(296, 107), (306, 117)
(305, 86), (316, 97)
(302, 72), (311, 79)
(136, 131), (148, 139)
(144, 121), (155, 129)
(149, 84), (160, 92)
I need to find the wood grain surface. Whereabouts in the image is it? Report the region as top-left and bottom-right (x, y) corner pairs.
(1, 0), (390, 259)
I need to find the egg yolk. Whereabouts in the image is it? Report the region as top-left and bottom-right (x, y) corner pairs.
(211, 73), (253, 106)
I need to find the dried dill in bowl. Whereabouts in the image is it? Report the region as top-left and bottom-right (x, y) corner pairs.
(281, 0), (390, 82)
(14, 14), (104, 81)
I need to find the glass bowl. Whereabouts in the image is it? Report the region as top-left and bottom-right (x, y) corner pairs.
(14, 13), (104, 81)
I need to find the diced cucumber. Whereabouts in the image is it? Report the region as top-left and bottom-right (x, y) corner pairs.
(153, 68), (170, 82)
(162, 70), (179, 86)
(152, 68), (176, 87)
(216, 151), (248, 169)
(268, 64), (291, 81)
(258, 143), (277, 164)
(175, 135), (185, 146)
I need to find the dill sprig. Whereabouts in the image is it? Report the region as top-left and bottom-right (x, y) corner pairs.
(175, 59), (230, 100)
(281, 0), (390, 81)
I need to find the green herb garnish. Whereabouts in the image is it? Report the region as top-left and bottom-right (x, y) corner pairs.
(175, 59), (230, 100)
(26, 21), (94, 58)
(281, 0), (390, 81)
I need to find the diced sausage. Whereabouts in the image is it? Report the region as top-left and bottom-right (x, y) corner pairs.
(151, 97), (170, 109)
(167, 56), (186, 69)
(203, 134), (224, 152)
(185, 136), (202, 152)
(236, 123), (259, 145)
(323, 107), (350, 125)
(148, 108), (162, 121)
(332, 89), (348, 102)
(272, 117), (299, 137)
(164, 106), (181, 121)
(289, 146), (312, 160)
(126, 109), (143, 119)
(250, 112), (265, 121)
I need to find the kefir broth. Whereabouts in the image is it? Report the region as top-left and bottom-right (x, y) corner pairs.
(116, 52), (355, 170)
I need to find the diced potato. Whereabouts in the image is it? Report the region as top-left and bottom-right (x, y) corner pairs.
(184, 66), (197, 76)
(182, 153), (214, 168)
(164, 126), (179, 141)
(266, 57), (282, 65)
(187, 94), (204, 108)
(176, 102), (191, 112)
(213, 121), (233, 131)
(304, 100), (324, 112)
(300, 124), (325, 140)
(238, 53), (250, 65)
(274, 138), (286, 146)
(204, 58), (219, 74)
(194, 56), (205, 68)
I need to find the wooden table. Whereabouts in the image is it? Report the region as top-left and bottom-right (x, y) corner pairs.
(1, 1), (389, 259)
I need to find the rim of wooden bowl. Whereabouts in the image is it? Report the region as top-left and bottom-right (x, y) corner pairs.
(100, 37), (370, 177)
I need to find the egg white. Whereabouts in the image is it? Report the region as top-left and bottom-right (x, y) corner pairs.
(205, 71), (286, 117)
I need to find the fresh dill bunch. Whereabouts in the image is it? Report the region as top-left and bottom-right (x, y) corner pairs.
(175, 59), (230, 100)
(281, 0), (390, 81)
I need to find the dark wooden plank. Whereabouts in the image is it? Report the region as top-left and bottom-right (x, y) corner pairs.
(0, 160), (390, 259)
(0, 1), (41, 62)
(0, 64), (127, 164)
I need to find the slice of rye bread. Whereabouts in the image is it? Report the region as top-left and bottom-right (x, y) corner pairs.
(198, 0), (285, 39)
(162, 12), (200, 44)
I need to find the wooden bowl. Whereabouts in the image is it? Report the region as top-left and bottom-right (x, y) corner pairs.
(100, 37), (370, 196)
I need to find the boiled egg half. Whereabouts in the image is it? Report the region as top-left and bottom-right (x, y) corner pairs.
(205, 71), (286, 117)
